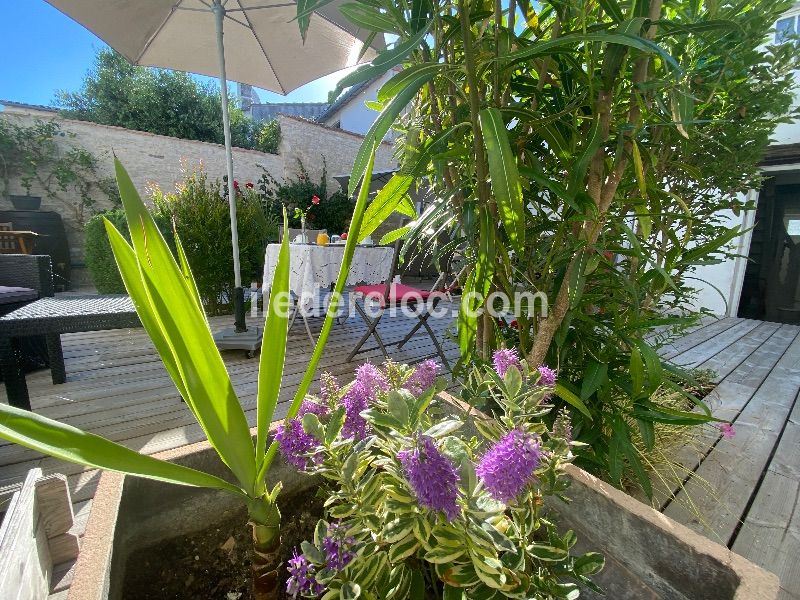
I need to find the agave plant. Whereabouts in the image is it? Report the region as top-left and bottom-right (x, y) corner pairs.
(0, 153), (383, 599)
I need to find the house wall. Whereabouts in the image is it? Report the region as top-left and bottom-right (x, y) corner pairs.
(0, 106), (396, 287)
(683, 198), (757, 316)
(319, 72), (395, 138)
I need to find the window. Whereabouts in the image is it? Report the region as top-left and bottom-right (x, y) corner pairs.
(775, 15), (797, 44)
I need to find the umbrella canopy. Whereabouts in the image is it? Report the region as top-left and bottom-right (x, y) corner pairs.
(46, 0), (383, 94)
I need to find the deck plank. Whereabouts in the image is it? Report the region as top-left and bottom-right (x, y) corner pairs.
(658, 317), (741, 360)
(663, 328), (800, 545)
(731, 391), (800, 600)
(669, 318), (762, 369)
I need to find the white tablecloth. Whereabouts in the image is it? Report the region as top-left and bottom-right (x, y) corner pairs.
(263, 243), (394, 313)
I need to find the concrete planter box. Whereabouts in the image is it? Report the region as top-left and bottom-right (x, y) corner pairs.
(67, 405), (779, 600)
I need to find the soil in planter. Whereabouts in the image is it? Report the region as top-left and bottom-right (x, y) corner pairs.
(123, 488), (325, 599)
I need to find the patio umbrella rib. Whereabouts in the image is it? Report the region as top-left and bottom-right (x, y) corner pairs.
(133, 2), (182, 66)
(233, 0), (286, 95)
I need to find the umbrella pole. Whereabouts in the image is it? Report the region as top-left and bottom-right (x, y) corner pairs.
(213, 0), (246, 332)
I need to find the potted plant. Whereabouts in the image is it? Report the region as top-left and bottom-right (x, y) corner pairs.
(9, 194), (42, 211)
(64, 355), (778, 599)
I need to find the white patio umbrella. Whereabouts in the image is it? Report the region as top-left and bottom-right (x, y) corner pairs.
(46, 0), (383, 350)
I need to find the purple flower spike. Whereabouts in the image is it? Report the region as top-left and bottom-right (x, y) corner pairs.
(276, 419), (318, 471)
(286, 549), (324, 598)
(537, 364), (557, 387)
(299, 399), (329, 419)
(404, 360), (440, 395)
(476, 430), (542, 503)
(322, 523), (356, 571)
(492, 348), (522, 378)
(341, 363), (390, 440)
(398, 436), (460, 521)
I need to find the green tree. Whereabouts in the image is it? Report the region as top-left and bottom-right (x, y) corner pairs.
(57, 49), (268, 150)
(312, 0), (799, 493)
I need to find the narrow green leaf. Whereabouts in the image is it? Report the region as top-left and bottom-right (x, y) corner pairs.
(256, 209), (291, 464)
(379, 226), (411, 245)
(580, 361), (608, 401)
(331, 25), (432, 100)
(358, 174), (414, 243)
(567, 120), (603, 199)
(479, 108), (525, 253)
(112, 159), (256, 491)
(554, 383), (592, 419)
(295, 0), (338, 41)
(174, 234), (204, 314)
(458, 270), (479, 359)
(503, 32), (680, 72)
(104, 222), (191, 406)
(0, 404), (245, 496)
(630, 345), (644, 398)
(340, 3), (398, 33)
(632, 140), (647, 199)
(378, 62), (447, 104)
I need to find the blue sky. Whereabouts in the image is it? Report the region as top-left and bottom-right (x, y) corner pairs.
(0, 1), (344, 108)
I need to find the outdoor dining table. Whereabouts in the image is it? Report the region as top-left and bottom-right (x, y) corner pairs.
(262, 242), (394, 317)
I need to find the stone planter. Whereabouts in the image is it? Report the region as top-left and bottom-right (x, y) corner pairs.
(68, 405), (779, 600)
(9, 195), (42, 211)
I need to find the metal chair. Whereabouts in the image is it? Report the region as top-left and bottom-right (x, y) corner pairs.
(346, 240), (451, 369)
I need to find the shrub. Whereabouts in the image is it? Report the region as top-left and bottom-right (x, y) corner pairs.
(281, 355), (604, 598)
(150, 166), (277, 314)
(85, 209), (173, 293)
(85, 209), (127, 293)
(256, 158), (354, 234)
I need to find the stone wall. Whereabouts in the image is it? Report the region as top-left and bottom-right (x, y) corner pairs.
(277, 114), (395, 190)
(0, 106), (398, 286)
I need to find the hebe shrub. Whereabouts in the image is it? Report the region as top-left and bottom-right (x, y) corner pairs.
(279, 355), (604, 598)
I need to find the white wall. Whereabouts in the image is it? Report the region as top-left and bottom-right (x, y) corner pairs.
(683, 196), (757, 316)
(321, 71), (395, 138)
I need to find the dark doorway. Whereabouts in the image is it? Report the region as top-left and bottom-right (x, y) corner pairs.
(738, 180), (800, 323)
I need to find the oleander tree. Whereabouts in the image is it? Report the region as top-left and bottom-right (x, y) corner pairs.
(303, 0), (798, 491)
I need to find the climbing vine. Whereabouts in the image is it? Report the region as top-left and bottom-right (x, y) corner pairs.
(0, 117), (119, 225)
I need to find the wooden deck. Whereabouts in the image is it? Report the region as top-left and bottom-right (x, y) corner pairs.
(2, 313), (799, 598)
(654, 317), (800, 600)
(0, 309), (460, 597)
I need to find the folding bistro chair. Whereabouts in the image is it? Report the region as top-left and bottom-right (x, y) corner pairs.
(347, 240), (451, 369)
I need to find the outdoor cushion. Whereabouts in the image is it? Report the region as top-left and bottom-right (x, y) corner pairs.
(0, 286), (37, 305)
(354, 283), (432, 307)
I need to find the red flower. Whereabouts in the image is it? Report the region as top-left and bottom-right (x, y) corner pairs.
(233, 180), (240, 190)
(245, 182), (254, 189)
(509, 320), (518, 329)
(311, 195), (321, 205)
